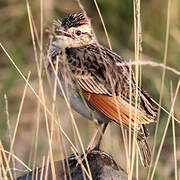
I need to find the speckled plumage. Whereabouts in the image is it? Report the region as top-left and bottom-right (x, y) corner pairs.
(47, 13), (158, 167)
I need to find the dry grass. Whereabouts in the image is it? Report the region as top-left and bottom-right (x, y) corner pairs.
(0, 0), (179, 179)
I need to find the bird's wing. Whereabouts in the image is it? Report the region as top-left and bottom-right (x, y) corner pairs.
(65, 44), (157, 129)
(82, 92), (154, 128)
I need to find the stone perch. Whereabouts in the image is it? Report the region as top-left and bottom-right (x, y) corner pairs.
(16, 148), (135, 180)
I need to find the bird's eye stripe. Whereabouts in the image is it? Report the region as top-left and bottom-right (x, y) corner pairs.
(55, 30), (72, 37)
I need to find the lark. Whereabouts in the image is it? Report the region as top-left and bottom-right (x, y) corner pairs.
(47, 13), (158, 167)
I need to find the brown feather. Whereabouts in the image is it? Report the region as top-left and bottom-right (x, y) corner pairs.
(82, 92), (154, 128)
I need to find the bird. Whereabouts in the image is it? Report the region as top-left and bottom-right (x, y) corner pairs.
(47, 13), (158, 167)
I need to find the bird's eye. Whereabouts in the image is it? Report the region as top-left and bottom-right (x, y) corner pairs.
(75, 30), (82, 36)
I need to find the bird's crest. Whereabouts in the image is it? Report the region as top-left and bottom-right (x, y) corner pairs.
(61, 13), (89, 30)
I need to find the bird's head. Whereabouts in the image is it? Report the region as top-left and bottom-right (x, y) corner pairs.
(53, 13), (96, 48)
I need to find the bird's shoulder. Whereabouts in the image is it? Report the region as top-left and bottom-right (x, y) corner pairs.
(65, 43), (134, 79)
(65, 43), (136, 97)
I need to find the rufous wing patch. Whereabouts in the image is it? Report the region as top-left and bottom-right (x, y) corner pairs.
(82, 92), (154, 127)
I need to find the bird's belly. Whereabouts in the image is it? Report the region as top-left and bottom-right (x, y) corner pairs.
(50, 73), (109, 124)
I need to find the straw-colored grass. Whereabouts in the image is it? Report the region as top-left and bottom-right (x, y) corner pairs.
(0, 0), (179, 179)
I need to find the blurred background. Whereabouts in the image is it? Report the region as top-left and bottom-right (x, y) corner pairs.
(0, 0), (180, 179)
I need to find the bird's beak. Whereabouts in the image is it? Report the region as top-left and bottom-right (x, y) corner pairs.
(55, 29), (72, 38)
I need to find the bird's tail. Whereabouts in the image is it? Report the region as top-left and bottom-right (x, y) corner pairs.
(137, 139), (151, 167)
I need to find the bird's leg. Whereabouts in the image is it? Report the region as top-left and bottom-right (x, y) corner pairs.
(86, 127), (99, 151)
(95, 122), (109, 149)
(86, 122), (109, 151)
(75, 123), (108, 167)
